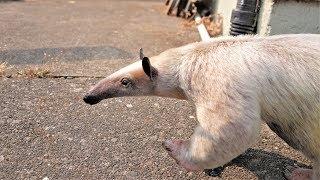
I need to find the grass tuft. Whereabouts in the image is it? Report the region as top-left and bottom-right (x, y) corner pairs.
(17, 67), (51, 78)
(0, 62), (7, 77)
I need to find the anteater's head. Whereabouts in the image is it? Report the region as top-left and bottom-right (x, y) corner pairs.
(83, 48), (186, 105)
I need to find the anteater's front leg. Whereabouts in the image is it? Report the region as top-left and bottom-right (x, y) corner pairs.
(163, 99), (262, 171)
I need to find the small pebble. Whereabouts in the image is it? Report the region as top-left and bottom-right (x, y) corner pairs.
(73, 88), (83, 92)
(126, 171), (138, 177)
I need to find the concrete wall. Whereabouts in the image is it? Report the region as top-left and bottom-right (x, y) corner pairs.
(213, 0), (320, 36)
(267, 1), (320, 35)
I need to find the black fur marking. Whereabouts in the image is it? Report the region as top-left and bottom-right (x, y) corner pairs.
(142, 57), (158, 81)
(142, 57), (151, 77)
(267, 122), (302, 151)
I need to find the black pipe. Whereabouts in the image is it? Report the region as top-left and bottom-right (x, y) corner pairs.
(229, 0), (259, 36)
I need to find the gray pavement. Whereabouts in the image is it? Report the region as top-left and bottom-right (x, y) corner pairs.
(0, 77), (311, 180)
(0, 0), (311, 179)
(0, 0), (199, 65)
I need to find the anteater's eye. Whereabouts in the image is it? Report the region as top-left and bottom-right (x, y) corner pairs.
(121, 78), (131, 87)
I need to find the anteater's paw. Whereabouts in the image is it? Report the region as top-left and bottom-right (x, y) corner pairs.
(284, 166), (312, 180)
(162, 139), (201, 172)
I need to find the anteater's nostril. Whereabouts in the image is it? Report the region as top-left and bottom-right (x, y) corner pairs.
(83, 95), (101, 105)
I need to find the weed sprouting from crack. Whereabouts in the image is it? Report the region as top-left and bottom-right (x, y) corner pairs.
(0, 62), (7, 77)
(0, 62), (8, 77)
(17, 67), (51, 78)
(1, 63), (104, 79)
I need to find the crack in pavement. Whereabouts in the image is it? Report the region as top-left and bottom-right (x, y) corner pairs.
(0, 46), (132, 65)
(2, 74), (106, 79)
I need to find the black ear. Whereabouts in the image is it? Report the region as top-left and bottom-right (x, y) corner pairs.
(142, 57), (157, 81)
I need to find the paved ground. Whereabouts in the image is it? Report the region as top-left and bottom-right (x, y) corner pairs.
(0, 0), (199, 64)
(0, 0), (312, 179)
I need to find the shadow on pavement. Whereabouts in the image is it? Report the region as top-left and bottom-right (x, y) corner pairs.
(205, 148), (311, 179)
(0, 46), (133, 65)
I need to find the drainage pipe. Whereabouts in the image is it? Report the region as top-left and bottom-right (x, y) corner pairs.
(229, 0), (259, 36)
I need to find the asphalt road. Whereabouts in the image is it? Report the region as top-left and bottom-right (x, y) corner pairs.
(0, 0), (311, 179)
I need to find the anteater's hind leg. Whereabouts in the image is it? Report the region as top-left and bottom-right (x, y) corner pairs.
(267, 119), (320, 180)
(313, 162), (320, 180)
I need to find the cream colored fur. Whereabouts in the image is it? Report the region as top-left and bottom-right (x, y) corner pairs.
(149, 34), (320, 178)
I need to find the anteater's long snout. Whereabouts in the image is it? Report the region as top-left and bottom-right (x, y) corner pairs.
(83, 94), (102, 105)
